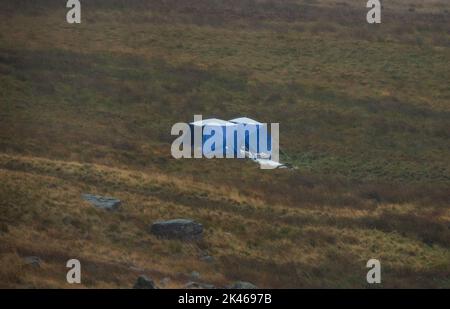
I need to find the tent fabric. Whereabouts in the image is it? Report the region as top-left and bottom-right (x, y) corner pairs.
(187, 117), (273, 158)
(190, 118), (237, 127)
(229, 117), (271, 157)
(189, 118), (238, 157)
(254, 159), (286, 169)
(229, 117), (263, 125)
(184, 116), (287, 168)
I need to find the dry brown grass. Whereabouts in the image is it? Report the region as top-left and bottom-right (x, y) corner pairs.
(0, 154), (448, 288)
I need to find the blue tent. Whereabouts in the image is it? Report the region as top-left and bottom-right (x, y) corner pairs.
(229, 117), (272, 157)
(189, 118), (238, 157)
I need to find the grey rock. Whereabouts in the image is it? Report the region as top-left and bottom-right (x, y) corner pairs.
(160, 277), (170, 287)
(200, 255), (214, 263)
(82, 194), (121, 210)
(129, 265), (144, 272)
(150, 219), (203, 240)
(228, 281), (258, 289)
(23, 256), (41, 268)
(190, 271), (200, 280)
(133, 275), (157, 289)
(185, 281), (216, 289)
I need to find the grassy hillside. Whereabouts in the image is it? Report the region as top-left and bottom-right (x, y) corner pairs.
(0, 0), (449, 288)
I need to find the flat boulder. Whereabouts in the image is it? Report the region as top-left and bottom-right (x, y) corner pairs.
(150, 219), (203, 240)
(82, 194), (121, 211)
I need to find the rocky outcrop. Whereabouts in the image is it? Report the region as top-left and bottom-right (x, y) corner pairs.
(149, 219), (203, 240)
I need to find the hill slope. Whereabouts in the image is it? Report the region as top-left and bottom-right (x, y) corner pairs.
(0, 0), (449, 288)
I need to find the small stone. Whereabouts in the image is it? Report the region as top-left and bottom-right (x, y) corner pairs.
(190, 271), (200, 280)
(133, 275), (157, 289)
(185, 281), (201, 289)
(160, 277), (170, 287)
(228, 281), (258, 289)
(185, 281), (216, 289)
(129, 265), (144, 272)
(23, 256), (41, 268)
(200, 255), (214, 263)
